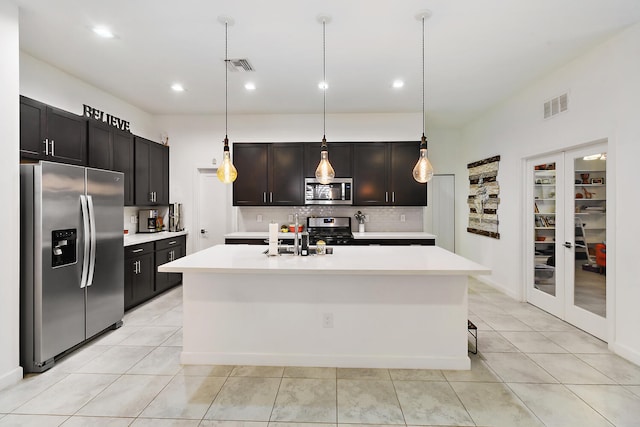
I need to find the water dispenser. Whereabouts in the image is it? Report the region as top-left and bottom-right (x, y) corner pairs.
(52, 229), (77, 267)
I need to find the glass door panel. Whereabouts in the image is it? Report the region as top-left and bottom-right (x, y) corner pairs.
(534, 162), (558, 296)
(564, 144), (607, 340)
(527, 153), (564, 317)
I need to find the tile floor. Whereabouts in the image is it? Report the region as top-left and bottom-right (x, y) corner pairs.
(2, 278), (640, 426)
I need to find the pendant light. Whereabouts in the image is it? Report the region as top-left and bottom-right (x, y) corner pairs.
(315, 15), (335, 184)
(217, 16), (238, 184)
(412, 10), (434, 184)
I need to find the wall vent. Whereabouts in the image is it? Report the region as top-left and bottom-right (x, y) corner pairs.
(226, 58), (254, 72)
(544, 93), (568, 119)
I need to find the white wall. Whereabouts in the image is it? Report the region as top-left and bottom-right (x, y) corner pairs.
(0, 0), (23, 390)
(156, 112), (456, 254)
(454, 23), (640, 364)
(20, 53), (159, 141)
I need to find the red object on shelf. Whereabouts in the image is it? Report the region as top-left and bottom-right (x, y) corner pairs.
(595, 243), (606, 268)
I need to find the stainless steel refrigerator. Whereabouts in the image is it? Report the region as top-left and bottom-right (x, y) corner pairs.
(20, 161), (124, 373)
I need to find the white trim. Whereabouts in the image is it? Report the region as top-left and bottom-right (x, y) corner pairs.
(0, 366), (23, 391)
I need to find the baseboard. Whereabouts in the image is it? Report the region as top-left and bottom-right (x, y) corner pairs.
(472, 275), (521, 300)
(0, 366), (23, 391)
(609, 341), (640, 366)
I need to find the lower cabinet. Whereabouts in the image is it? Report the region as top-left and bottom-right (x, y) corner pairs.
(124, 243), (155, 310)
(124, 235), (186, 311)
(155, 236), (185, 293)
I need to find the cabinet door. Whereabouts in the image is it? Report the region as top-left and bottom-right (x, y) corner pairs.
(87, 121), (113, 170)
(389, 142), (427, 206)
(304, 142), (353, 177)
(233, 143), (269, 205)
(131, 252), (154, 305)
(270, 143), (304, 205)
(154, 247), (172, 293)
(150, 143), (169, 205)
(353, 143), (388, 205)
(124, 258), (136, 310)
(134, 137), (152, 204)
(113, 131), (134, 206)
(20, 96), (46, 159)
(46, 106), (87, 165)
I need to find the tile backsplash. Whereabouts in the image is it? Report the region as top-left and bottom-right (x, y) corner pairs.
(237, 206), (424, 232)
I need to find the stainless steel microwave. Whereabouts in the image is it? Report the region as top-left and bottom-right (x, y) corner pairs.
(304, 178), (353, 205)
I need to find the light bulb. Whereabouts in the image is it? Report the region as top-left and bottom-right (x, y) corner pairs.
(413, 147), (434, 183)
(217, 150), (237, 183)
(315, 150), (335, 184)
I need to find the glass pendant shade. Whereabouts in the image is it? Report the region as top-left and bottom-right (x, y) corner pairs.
(217, 138), (237, 183)
(315, 141), (335, 184)
(413, 135), (433, 183)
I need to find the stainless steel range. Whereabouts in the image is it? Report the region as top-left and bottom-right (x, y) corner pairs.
(307, 216), (354, 245)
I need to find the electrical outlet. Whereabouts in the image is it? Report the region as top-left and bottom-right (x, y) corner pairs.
(364, 215), (370, 223)
(257, 214), (263, 223)
(322, 313), (334, 328)
(288, 214), (294, 223)
(130, 215), (137, 224)
(400, 214), (406, 222)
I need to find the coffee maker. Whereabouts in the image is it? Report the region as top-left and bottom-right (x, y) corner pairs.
(138, 209), (158, 233)
(169, 203), (183, 232)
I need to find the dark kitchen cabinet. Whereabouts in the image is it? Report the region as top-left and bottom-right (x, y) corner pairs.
(304, 142), (353, 177)
(88, 121), (134, 205)
(233, 143), (304, 206)
(154, 236), (185, 293)
(124, 243), (155, 310)
(20, 96), (87, 165)
(134, 136), (169, 206)
(353, 142), (426, 206)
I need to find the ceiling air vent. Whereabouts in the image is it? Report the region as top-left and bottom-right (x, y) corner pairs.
(226, 58), (254, 72)
(544, 93), (568, 119)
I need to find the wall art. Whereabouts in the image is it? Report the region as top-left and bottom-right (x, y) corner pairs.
(467, 155), (501, 239)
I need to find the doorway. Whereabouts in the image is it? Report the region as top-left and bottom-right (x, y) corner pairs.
(526, 141), (608, 340)
(195, 168), (230, 251)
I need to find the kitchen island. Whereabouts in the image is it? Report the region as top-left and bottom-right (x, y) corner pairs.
(159, 244), (490, 370)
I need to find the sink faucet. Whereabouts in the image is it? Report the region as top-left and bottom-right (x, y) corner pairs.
(294, 213), (300, 255)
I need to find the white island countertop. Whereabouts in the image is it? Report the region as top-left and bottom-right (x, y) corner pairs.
(159, 244), (489, 276)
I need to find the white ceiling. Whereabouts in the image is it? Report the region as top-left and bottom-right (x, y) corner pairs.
(14, 0), (640, 126)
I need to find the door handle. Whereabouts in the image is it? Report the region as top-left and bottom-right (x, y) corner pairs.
(80, 195), (90, 288)
(563, 242), (572, 248)
(86, 195), (97, 287)
(201, 229), (207, 234)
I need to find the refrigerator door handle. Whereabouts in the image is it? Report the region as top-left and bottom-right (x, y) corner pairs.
(80, 195), (90, 288)
(86, 195), (97, 287)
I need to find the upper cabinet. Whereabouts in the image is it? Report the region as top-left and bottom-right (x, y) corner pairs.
(20, 96), (87, 165)
(304, 142), (353, 177)
(353, 142), (426, 206)
(233, 143), (304, 206)
(88, 120), (134, 205)
(134, 136), (169, 206)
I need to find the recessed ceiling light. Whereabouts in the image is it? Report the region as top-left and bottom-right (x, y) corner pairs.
(318, 81), (328, 90)
(171, 83), (185, 92)
(392, 79), (404, 88)
(244, 82), (256, 91)
(92, 26), (114, 39)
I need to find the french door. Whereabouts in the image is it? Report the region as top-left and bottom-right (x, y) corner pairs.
(526, 142), (608, 340)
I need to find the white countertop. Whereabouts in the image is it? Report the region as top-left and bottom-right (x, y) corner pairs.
(159, 244), (490, 276)
(224, 231), (436, 240)
(124, 230), (188, 247)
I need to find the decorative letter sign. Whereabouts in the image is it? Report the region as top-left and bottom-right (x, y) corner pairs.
(83, 104), (131, 132)
(467, 155), (501, 239)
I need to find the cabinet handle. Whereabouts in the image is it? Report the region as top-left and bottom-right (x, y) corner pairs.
(132, 248), (144, 253)
(51, 140), (55, 157)
(148, 192), (153, 202)
(270, 192), (273, 203)
(392, 192), (395, 203)
(168, 241), (177, 245)
(154, 192), (157, 202)
(263, 192), (267, 203)
(385, 192), (389, 203)
(134, 260), (139, 274)
(43, 139), (49, 155)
